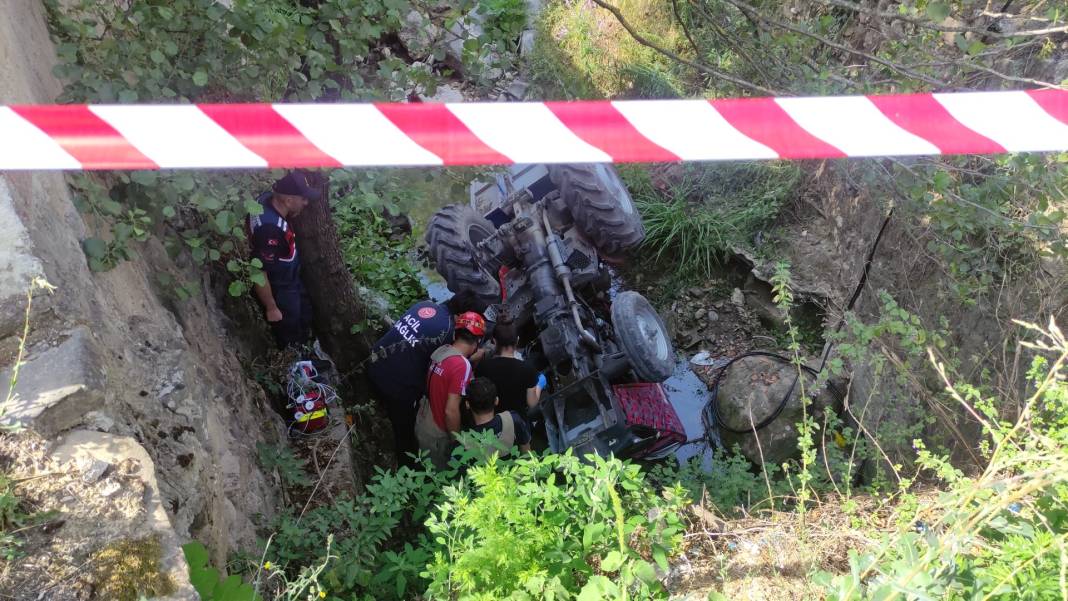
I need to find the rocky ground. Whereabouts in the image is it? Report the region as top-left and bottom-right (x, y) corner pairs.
(0, 431), (191, 600)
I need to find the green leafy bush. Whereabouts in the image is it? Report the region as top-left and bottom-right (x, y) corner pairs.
(184, 540), (261, 601)
(254, 437), (685, 600)
(650, 448), (773, 514)
(330, 171), (424, 318)
(478, 0), (528, 45)
(44, 0), (459, 295)
(424, 451), (684, 600)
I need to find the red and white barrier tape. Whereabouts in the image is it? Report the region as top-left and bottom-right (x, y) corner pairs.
(1, 90), (1066, 170)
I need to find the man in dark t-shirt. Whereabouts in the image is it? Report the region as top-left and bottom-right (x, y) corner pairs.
(462, 378), (531, 454)
(246, 170), (322, 349)
(475, 321), (539, 416)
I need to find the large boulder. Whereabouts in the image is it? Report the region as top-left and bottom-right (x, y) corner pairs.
(714, 355), (840, 466)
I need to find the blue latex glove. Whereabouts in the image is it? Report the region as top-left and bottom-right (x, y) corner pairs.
(536, 373), (547, 390)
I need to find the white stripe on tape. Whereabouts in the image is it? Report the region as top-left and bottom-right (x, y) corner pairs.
(612, 100), (778, 161)
(88, 105), (267, 168)
(446, 103), (612, 164)
(775, 96), (942, 157)
(934, 91), (1068, 153)
(273, 104), (443, 167)
(0, 108), (81, 170)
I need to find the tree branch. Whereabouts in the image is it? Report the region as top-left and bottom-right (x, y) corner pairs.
(951, 57), (1061, 89)
(721, 0), (953, 88)
(670, 0), (701, 58)
(588, 0), (781, 96)
(688, 0), (786, 90)
(818, 0), (1066, 38)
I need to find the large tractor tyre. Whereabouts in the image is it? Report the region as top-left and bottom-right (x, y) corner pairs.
(611, 291), (674, 383)
(549, 164), (645, 260)
(425, 204), (501, 309)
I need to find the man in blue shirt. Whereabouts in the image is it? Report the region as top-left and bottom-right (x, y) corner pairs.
(246, 170), (322, 349)
(367, 290), (485, 463)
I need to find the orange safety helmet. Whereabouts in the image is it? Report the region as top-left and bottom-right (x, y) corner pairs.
(454, 311), (487, 338)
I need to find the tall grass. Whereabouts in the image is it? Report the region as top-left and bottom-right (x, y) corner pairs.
(818, 319), (1068, 600)
(528, 0), (686, 99)
(623, 163), (801, 276)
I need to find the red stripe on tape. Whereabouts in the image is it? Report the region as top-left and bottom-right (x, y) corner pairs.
(710, 97), (846, 159)
(10, 105), (156, 169)
(375, 103), (512, 165)
(1026, 88), (1068, 126)
(544, 101), (680, 162)
(869, 94), (1004, 155)
(198, 104), (341, 168)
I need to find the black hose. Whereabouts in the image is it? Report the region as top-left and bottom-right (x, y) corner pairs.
(709, 351), (818, 434)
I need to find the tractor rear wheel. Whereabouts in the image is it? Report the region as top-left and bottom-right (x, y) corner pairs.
(425, 204), (501, 309)
(549, 164), (644, 260)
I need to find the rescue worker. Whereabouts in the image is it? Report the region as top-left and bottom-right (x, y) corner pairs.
(461, 377), (532, 455)
(415, 311), (485, 468)
(247, 170), (322, 349)
(367, 290), (481, 464)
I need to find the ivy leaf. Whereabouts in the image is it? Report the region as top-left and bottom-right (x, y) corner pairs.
(209, 248), (221, 261)
(582, 522), (606, 550)
(228, 280), (247, 297)
(577, 576), (617, 601)
(162, 206), (176, 218)
(213, 574), (243, 599)
(966, 40), (986, 55)
(199, 196), (222, 211)
(215, 210), (235, 233)
(149, 49), (165, 64)
(189, 566), (220, 600)
(174, 173), (196, 192)
(244, 199), (264, 216)
(250, 272), (267, 287)
(182, 542), (210, 570)
(83, 237), (108, 259)
(652, 546), (669, 572)
(193, 69), (208, 86)
(633, 560), (657, 585)
(118, 89), (138, 103)
(926, 2), (950, 20)
(226, 259), (241, 273)
(601, 550), (624, 572)
(101, 199), (123, 216)
(191, 246), (207, 263)
(954, 33), (969, 52)
(130, 170), (158, 186)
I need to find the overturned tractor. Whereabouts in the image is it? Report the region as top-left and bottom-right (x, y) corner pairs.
(426, 164), (685, 460)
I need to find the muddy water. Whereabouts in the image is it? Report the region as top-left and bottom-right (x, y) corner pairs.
(418, 269), (453, 303)
(663, 358), (718, 467)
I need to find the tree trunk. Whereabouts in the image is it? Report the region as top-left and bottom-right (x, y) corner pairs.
(290, 178), (397, 477)
(290, 179), (375, 371)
